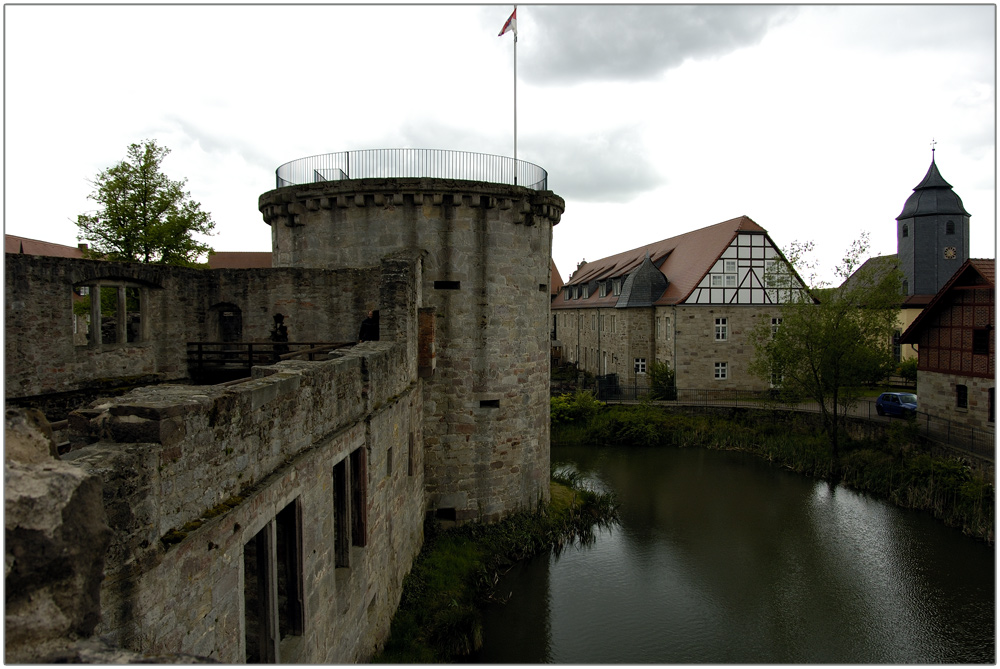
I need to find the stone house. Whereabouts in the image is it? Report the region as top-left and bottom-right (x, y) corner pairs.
(900, 258), (995, 432)
(550, 215), (811, 391)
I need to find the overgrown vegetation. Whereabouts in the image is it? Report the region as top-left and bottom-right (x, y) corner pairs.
(374, 478), (618, 663)
(551, 395), (993, 543)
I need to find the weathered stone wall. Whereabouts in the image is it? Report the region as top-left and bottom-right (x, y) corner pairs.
(554, 304), (771, 390)
(5, 254), (381, 399)
(260, 178), (564, 522)
(63, 332), (423, 662)
(917, 369), (995, 432)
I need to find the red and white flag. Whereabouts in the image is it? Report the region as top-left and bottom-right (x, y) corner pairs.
(498, 7), (516, 37)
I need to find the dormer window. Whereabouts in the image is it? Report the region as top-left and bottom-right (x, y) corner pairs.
(581, 284), (589, 299)
(612, 279), (622, 296)
(599, 281), (608, 298)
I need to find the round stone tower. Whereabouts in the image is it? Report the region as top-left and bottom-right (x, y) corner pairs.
(259, 150), (564, 522)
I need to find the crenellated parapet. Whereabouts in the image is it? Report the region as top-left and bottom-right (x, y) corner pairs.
(259, 178), (562, 229)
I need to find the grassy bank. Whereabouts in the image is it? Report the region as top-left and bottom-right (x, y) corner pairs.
(552, 392), (993, 543)
(374, 476), (617, 663)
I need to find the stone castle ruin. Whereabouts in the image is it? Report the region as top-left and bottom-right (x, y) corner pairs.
(4, 149), (565, 662)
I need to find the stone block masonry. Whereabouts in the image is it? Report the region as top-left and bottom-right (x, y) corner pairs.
(260, 177), (565, 522)
(64, 341), (424, 663)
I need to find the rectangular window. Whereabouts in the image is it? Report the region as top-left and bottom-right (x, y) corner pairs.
(612, 279), (622, 296)
(665, 317), (671, 340)
(244, 524), (274, 663)
(956, 384), (968, 409)
(892, 330), (902, 362)
(973, 329), (990, 355)
(634, 358), (646, 375)
(592, 314), (597, 330)
(350, 448), (367, 548)
(711, 274), (724, 287)
(582, 284), (589, 298)
(715, 317), (728, 341)
(100, 285), (119, 345)
(333, 459), (350, 568)
(611, 315), (616, 333)
(275, 500), (304, 640)
(126, 286), (142, 343)
(989, 388), (995, 424)
(386, 447), (393, 477)
(715, 362), (728, 379)
(599, 282), (608, 298)
(434, 280), (461, 290)
(725, 274), (737, 287)
(771, 317), (782, 336)
(564, 287), (571, 300)
(724, 259), (737, 273)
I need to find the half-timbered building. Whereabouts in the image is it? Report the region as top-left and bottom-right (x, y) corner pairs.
(900, 258), (995, 432)
(550, 215), (810, 390)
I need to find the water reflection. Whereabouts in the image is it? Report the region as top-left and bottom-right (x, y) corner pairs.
(474, 446), (994, 663)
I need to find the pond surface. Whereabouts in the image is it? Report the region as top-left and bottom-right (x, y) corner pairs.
(473, 445), (995, 663)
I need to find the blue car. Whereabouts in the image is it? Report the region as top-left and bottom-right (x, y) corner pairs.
(875, 392), (918, 417)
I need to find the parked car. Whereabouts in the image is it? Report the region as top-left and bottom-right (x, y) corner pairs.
(875, 392), (918, 417)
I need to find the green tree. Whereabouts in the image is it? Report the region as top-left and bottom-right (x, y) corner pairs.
(76, 140), (214, 265)
(647, 360), (676, 400)
(749, 233), (902, 471)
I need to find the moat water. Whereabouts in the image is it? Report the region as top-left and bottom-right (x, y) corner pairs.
(472, 445), (995, 663)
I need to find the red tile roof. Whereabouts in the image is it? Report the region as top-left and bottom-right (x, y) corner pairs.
(553, 215), (767, 308)
(207, 252), (272, 269)
(5, 235), (85, 259)
(550, 260), (564, 296)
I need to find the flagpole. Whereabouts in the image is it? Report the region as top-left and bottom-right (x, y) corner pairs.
(513, 5), (518, 186)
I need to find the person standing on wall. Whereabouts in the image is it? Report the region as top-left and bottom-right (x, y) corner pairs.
(358, 309), (379, 342)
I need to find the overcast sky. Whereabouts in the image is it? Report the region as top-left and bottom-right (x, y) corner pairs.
(4, 4), (995, 286)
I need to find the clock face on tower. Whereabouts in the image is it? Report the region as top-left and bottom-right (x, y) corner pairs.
(944, 246), (957, 260)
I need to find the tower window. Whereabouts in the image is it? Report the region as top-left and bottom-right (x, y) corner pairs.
(902, 224), (909, 238)
(902, 279), (909, 296)
(946, 220), (955, 235)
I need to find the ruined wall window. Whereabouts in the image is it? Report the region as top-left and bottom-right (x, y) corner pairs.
(75, 281), (146, 348)
(100, 286), (119, 344)
(244, 499), (304, 664)
(956, 384), (968, 409)
(350, 448), (368, 548)
(333, 459), (350, 568)
(244, 525), (274, 663)
(275, 500), (304, 641)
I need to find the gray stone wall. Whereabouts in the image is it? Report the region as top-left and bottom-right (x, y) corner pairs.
(260, 178), (564, 522)
(5, 254), (380, 399)
(554, 304), (772, 391)
(64, 340), (424, 662)
(917, 369), (995, 432)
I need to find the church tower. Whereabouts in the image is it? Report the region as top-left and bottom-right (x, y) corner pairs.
(896, 150), (970, 297)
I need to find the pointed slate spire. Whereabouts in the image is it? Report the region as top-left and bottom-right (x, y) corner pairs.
(616, 251), (668, 308)
(896, 157), (970, 220)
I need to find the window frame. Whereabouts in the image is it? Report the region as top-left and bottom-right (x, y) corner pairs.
(715, 317), (728, 341)
(714, 361), (728, 380)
